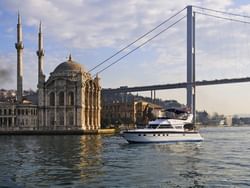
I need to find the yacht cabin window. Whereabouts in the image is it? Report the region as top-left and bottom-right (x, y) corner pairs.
(159, 124), (173, 129)
(147, 124), (158, 129)
(147, 124), (173, 129)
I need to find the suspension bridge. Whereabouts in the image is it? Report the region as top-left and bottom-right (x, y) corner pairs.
(89, 5), (250, 120)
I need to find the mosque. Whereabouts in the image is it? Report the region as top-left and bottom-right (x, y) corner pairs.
(0, 14), (101, 132)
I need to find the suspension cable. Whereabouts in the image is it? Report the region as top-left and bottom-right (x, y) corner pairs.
(195, 11), (250, 25)
(88, 7), (187, 73)
(193, 5), (250, 19)
(94, 15), (186, 76)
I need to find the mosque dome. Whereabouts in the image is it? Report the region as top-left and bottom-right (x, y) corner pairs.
(53, 55), (86, 74)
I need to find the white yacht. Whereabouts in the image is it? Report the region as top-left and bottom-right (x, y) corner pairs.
(121, 108), (203, 143)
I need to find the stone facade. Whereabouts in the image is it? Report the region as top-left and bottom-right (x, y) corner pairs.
(38, 56), (101, 130)
(0, 14), (101, 132)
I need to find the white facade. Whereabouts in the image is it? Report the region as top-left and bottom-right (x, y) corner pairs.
(0, 14), (101, 132)
(38, 56), (101, 130)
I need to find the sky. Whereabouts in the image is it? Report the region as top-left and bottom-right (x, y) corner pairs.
(0, 0), (250, 115)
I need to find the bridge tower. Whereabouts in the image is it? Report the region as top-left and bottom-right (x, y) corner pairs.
(187, 5), (196, 121)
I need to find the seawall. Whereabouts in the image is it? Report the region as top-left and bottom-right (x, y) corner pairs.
(0, 129), (116, 135)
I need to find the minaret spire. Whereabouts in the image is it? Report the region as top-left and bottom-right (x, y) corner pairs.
(37, 21), (45, 85)
(39, 20), (42, 33)
(18, 11), (21, 24)
(15, 12), (24, 103)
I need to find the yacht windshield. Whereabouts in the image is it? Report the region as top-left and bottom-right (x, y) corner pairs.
(165, 111), (188, 120)
(147, 124), (159, 129)
(147, 124), (173, 129)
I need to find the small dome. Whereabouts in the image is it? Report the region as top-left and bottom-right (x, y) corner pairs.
(53, 55), (86, 73)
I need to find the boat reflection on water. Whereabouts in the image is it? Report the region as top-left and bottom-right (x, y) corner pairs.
(154, 142), (202, 154)
(152, 142), (204, 187)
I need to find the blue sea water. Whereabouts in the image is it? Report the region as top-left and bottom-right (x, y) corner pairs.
(0, 126), (250, 187)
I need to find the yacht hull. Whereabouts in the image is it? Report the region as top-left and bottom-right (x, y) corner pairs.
(122, 131), (203, 143)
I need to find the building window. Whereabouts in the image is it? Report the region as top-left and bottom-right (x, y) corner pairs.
(69, 113), (73, 125)
(68, 92), (74, 105)
(59, 115), (64, 126)
(59, 92), (64, 106)
(50, 115), (55, 126)
(9, 118), (12, 126)
(49, 92), (55, 106)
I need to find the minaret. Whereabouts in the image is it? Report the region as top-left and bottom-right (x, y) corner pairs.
(37, 21), (46, 129)
(15, 12), (24, 103)
(37, 21), (45, 84)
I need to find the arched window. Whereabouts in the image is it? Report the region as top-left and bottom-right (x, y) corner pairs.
(49, 92), (55, 106)
(59, 92), (64, 106)
(68, 92), (74, 105)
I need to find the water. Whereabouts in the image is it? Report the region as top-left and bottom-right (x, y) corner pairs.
(0, 126), (250, 187)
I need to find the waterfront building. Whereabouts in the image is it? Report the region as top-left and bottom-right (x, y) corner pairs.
(101, 93), (135, 126)
(101, 92), (163, 127)
(0, 14), (101, 132)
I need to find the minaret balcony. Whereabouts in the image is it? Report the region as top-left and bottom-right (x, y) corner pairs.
(36, 50), (44, 57)
(15, 42), (24, 50)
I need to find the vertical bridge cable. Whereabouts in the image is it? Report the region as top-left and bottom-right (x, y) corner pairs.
(94, 15), (186, 76)
(88, 7), (187, 73)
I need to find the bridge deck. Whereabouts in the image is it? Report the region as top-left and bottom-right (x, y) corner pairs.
(102, 77), (250, 93)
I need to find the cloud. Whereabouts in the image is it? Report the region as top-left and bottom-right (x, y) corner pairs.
(1, 0), (250, 87)
(1, 0), (194, 49)
(0, 53), (15, 89)
(0, 69), (11, 83)
(2, 0), (250, 115)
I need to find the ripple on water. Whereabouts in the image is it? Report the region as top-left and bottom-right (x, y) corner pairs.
(0, 127), (250, 187)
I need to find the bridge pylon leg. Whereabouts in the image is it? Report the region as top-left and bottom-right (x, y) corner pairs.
(187, 5), (196, 122)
